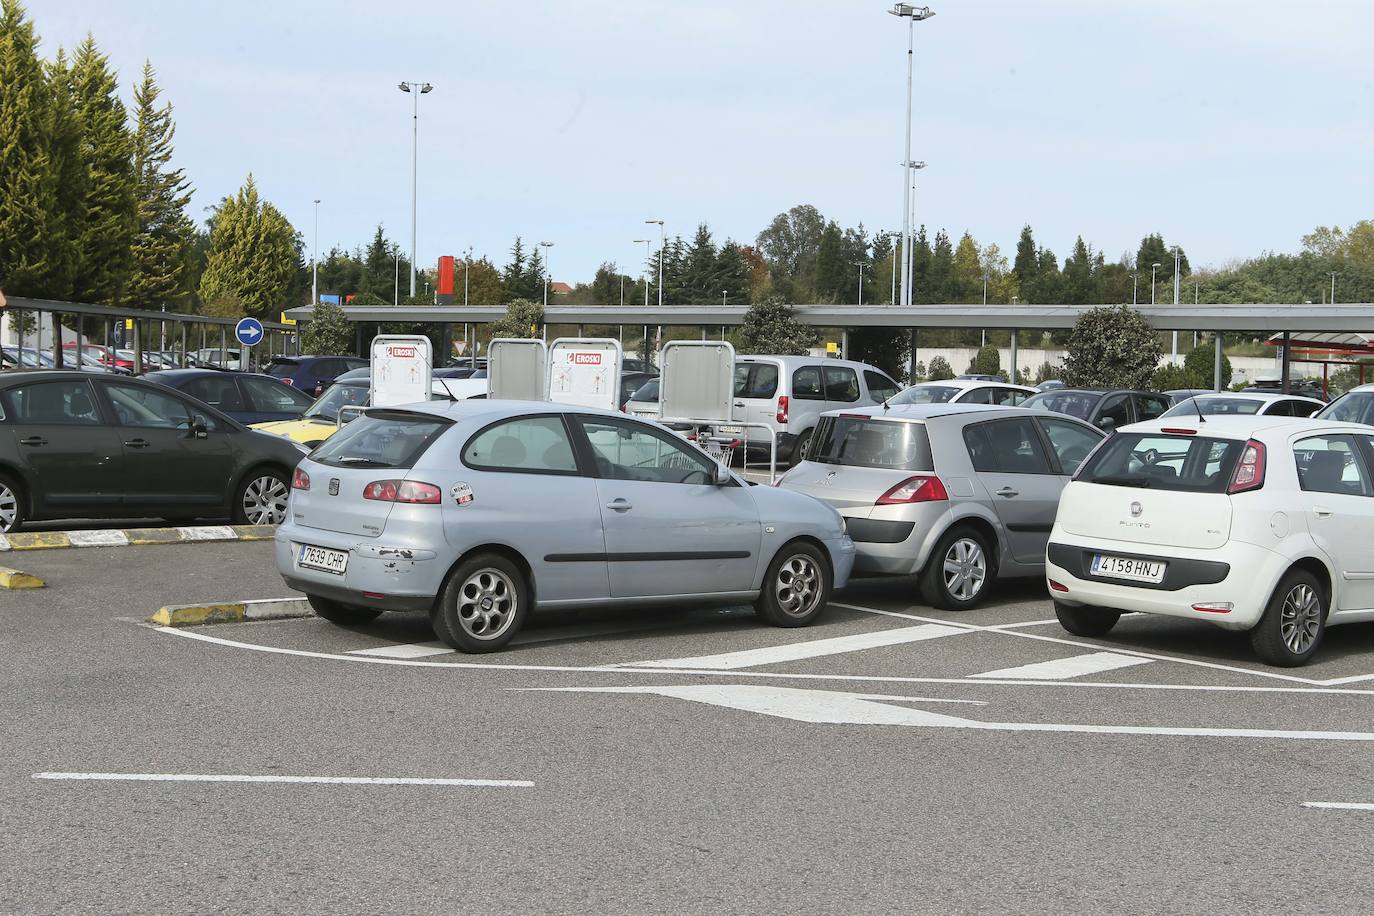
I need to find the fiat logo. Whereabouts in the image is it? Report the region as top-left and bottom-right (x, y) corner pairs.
(1130, 501), (1143, 518)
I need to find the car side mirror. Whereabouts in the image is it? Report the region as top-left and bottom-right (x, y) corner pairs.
(1097, 416), (1115, 431)
(713, 463), (731, 486)
(191, 416), (209, 439)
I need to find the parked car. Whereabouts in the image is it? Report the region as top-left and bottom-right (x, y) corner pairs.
(711, 356), (902, 466)
(777, 403), (1104, 609)
(1035, 379), (1066, 392)
(1046, 415), (1374, 667)
(1316, 384), (1374, 426)
(252, 376), (486, 448)
(618, 371), (658, 411)
(624, 378), (661, 421)
(144, 368), (317, 425)
(193, 348), (244, 371)
(278, 401), (855, 652)
(1163, 388), (1214, 405)
(622, 358), (657, 374)
(265, 356), (368, 397)
(1020, 388), (1171, 432)
(0, 370), (305, 533)
(956, 374), (1001, 382)
(890, 379), (1036, 407)
(1160, 391), (1324, 420)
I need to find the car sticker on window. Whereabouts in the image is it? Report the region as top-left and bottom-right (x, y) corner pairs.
(451, 482), (475, 506)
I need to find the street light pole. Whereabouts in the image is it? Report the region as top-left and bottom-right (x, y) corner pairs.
(464, 245), (473, 306)
(888, 4), (934, 308)
(722, 290), (727, 307)
(539, 241), (554, 307)
(645, 219), (665, 307)
(398, 80), (433, 299)
(904, 161), (926, 305)
(1131, 273), (1138, 305)
(310, 199), (320, 304)
(981, 273), (989, 346)
(1331, 271), (1338, 305)
(393, 253), (399, 306)
(854, 261), (866, 306)
(634, 239), (651, 307)
(1171, 247), (1181, 362)
(889, 231), (899, 305)
(1151, 262), (1160, 305)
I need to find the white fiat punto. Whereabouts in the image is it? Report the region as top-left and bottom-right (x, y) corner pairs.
(1046, 415), (1374, 666)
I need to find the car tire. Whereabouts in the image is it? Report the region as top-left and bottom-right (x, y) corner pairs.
(0, 473), (25, 534)
(789, 428), (814, 467)
(919, 527), (993, 611)
(232, 468), (290, 526)
(308, 594), (383, 625)
(1053, 601), (1121, 637)
(1250, 569), (1326, 667)
(432, 553), (529, 653)
(754, 540), (831, 627)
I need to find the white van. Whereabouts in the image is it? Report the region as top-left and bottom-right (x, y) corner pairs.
(711, 355), (901, 465)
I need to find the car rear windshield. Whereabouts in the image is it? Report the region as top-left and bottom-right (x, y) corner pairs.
(1077, 432), (1244, 492)
(1024, 390), (1103, 420)
(889, 385), (958, 405)
(310, 411), (450, 469)
(1317, 392), (1374, 426)
(1161, 397), (1263, 418)
(631, 379), (660, 402)
(808, 416), (933, 471)
(734, 362), (779, 399)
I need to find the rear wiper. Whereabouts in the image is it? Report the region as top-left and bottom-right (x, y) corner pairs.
(333, 457), (389, 467)
(1092, 473), (1151, 488)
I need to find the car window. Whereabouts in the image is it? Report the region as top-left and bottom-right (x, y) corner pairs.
(791, 366), (824, 400)
(1286, 400), (1322, 418)
(631, 379), (659, 402)
(314, 411), (449, 469)
(1024, 390), (1101, 420)
(890, 385), (958, 405)
(1039, 418), (1103, 476)
(104, 383), (194, 429)
(1162, 396), (1263, 418)
(183, 375), (246, 412)
(808, 416), (933, 471)
(733, 363), (779, 399)
(823, 366), (859, 403)
(578, 418), (715, 485)
(3, 380), (100, 425)
(1098, 394), (1131, 429)
(991, 388), (1029, 407)
(1079, 433), (1244, 492)
(959, 387), (994, 405)
(1294, 435), (1371, 496)
(241, 376), (313, 412)
(1135, 394), (1170, 421)
(1317, 392), (1374, 425)
(864, 371), (900, 403)
(962, 418), (1054, 475)
(462, 416), (578, 474)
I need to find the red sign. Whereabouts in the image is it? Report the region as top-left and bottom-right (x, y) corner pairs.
(388, 346), (417, 358)
(572, 352), (602, 365)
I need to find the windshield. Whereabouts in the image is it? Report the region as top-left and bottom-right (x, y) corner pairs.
(1160, 397), (1264, 418)
(631, 379), (659, 402)
(303, 383), (368, 422)
(311, 411), (450, 469)
(807, 416), (933, 470)
(1317, 392), (1374, 426)
(1078, 433), (1244, 492)
(889, 385), (958, 405)
(1024, 390), (1103, 420)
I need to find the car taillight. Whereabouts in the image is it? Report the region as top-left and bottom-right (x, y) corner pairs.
(876, 475), (949, 505)
(363, 479), (442, 504)
(1227, 439), (1265, 494)
(776, 395), (789, 424)
(292, 468), (310, 491)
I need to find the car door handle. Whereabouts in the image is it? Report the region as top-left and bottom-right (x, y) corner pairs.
(124, 438), (151, 449)
(19, 436), (47, 447)
(605, 498), (633, 512)
(995, 487), (1019, 498)
(1314, 506), (1333, 518)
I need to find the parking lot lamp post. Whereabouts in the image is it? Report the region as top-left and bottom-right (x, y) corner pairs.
(634, 239), (652, 307)
(902, 161), (927, 305)
(889, 231), (899, 305)
(1150, 262), (1160, 305)
(854, 261), (867, 305)
(398, 81), (433, 298)
(1171, 247), (1182, 362)
(1131, 273), (1138, 305)
(1330, 271), (1338, 305)
(465, 246), (473, 306)
(539, 241), (554, 307)
(393, 254), (399, 306)
(311, 199), (320, 304)
(889, 4), (934, 309)
(645, 220), (665, 307)
(722, 290), (728, 306)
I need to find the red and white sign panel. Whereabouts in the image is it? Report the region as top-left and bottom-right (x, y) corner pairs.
(548, 338), (621, 411)
(370, 334), (433, 408)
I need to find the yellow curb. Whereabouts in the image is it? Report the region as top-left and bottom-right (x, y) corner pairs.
(230, 525), (277, 541)
(3, 532), (72, 550)
(0, 566), (44, 589)
(124, 528), (188, 546)
(149, 603), (247, 627)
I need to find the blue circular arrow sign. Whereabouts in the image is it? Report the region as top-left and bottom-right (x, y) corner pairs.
(234, 317), (265, 347)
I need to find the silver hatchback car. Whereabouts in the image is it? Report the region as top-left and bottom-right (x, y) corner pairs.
(777, 404), (1103, 609)
(276, 400), (856, 651)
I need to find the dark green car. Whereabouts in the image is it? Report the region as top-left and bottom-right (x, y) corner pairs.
(0, 371), (307, 533)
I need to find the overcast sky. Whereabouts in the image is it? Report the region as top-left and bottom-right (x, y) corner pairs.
(31, 0), (1374, 284)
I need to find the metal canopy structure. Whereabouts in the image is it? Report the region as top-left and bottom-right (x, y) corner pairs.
(284, 302), (1374, 333)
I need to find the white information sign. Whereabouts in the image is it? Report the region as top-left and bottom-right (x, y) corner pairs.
(547, 338), (623, 411)
(370, 334), (433, 408)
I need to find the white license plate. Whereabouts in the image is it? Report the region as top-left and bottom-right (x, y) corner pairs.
(1091, 554), (1165, 583)
(298, 544), (348, 575)
(716, 425), (745, 435)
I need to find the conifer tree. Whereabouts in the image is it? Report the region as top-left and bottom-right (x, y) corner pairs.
(43, 46), (82, 300)
(0, 0), (56, 295)
(126, 61), (194, 310)
(197, 174), (298, 318)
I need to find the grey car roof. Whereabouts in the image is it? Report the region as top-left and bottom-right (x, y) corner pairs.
(379, 397), (628, 424)
(816, 402), (1076, 424)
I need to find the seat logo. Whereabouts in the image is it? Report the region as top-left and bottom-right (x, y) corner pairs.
(1130, 501), (1143, 518)
(328, 478), (340, 496)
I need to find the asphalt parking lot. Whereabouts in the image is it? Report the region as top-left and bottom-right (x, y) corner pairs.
(4, 541), (1374, 914)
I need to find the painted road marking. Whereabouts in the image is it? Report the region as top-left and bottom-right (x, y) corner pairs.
(1301, 802), (1374, 812)
(548, 685), (1374, 741)
(179, 525), (238, 541)
(970, 651), (1153, 681)
(626, 623), (967, 670)
(66, 530), (131, 548)
(33, 772), (533, 788)
(150, 625), (1374, 697)
(350, 642), (454, 659)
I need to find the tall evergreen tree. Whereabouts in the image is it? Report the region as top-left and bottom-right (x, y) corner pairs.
(909, 225), (932, 301)
(925, 230), (955, 303)
(67, 36), (136, 305)
(1012, 224), (1038, 300)
(0, 0), (56, 296)
(813, 221), (846, 302)
(1033, 247), (1063, 303)
(682, 223), (718, 303)
(1137, 233), (1190, 292)
(1061, 235), (1102, 305)
(197, 174), (298, 319)
(715, 242), (750, 305)
(952, 231), (983, 302)
(43, 47), (82, 300)
(126, 61), (194, 310)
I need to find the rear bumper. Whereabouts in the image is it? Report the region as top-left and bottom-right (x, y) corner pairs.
(842, 504), (951, 576)
(275, 524), (447, 612)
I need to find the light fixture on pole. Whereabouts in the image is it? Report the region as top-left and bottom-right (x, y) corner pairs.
(888, 3), (935, 310)
(397, 80), (433, 299)
(464, 245), (473, 306)
(1150, 262), (1161, 305)
(888, 230), (900, 305)
(539, 241), (554, 307)
(854, 261), (867, 306)
(722, 290), (728, 307)
(634, 239), (652, 307)
(901, 160), (927, 306)
(645, 219), (665, 307)
(310, 199), (320, 304)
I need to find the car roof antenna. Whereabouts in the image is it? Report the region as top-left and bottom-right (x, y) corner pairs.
(1193, 394), (1206, 423)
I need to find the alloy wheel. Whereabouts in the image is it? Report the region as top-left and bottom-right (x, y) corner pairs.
(942, 538), (987, 602)
(457, 568), (517, 640)
(242, 475), (289, 525)
(1280, 583), (1322, 655)
(775, 554), (823, 617)
(0, 483), (16, 532)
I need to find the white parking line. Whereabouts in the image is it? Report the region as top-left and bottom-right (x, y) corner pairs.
(32, 772), (533, 788)
(350, 642), (454, 659)
(1301, 802), (1374, 812)
(970, 651), (1153, 681)
(625, 623), (968, 670)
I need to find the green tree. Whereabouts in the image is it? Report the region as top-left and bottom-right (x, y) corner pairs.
(461, 256), (505, 305)
(1137, 233), (1190, 292)
(197, 174), (299, 319)
(682, 223), (719, 303)
(1012, 225), (1038, 301)
(813, 220), (846, 302)
(300, 300), (354, 355)
(502, 237), (543, 301)
(848, 329), (910, 382)
(1303, 221), (1374, 265)
(737, 296), (814, 355)
(1182, 336), (1232, 388)
(1061, 235), (1103, 305)
(489, 298), (543, 339)
(952, 231), (983, 302)
(43, 47), (81, 300)
(0, 0), (57, 296)
(970, 344), (1001, 377)
(67, 36), (136, 305)
(715, 242), (750, 304)
(755, 204), (825, 284)
(1033, 247), (1063, 303)
(1062, 305), (1162, 389)
(927, 355), (953, 381)
(126, 61), (194, 310)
